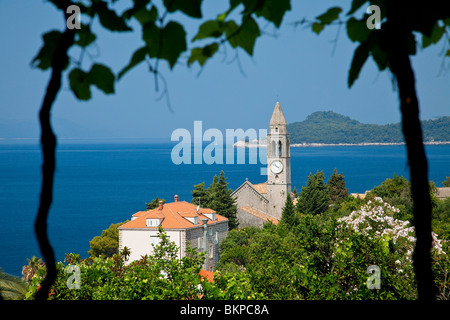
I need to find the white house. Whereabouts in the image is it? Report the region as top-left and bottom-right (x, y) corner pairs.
(118, 195), (229, 271)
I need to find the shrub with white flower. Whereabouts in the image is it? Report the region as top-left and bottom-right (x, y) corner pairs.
(332, 197), (445, 299)
(336, 197), (445, 259)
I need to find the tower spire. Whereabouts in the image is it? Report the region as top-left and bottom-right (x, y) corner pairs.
(270, 101), (287, 126)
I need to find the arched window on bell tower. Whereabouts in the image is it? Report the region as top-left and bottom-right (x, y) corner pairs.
(270, 140), (276, 157)
(277, 140), (282, 157)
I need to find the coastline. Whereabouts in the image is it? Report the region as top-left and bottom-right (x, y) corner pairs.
(234, 141), (450, 148)
(291, 141), (450, 147)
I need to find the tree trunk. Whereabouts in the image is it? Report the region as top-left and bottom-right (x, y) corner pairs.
(34, 27), (75, 300)
(387, 6), (436, 300)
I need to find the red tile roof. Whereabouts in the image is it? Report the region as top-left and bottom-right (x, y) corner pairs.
(119, 200), (227, 230)
(199, 270), (215, 283)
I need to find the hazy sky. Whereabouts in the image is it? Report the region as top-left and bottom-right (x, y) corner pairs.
(0, 0), (449, 139)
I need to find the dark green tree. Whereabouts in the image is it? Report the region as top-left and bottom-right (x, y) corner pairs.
(327, 168), (348, 204)
(207, 171), (239, 230)
(191, 172), (239, 229)
(369, 174), (413, 221)
(292, 186), (298, 198)
(145, 197), (166, 210)
(88, 221), (128, 257)
(280, 194), (298, 230)
(296, 171), (330, 215)
(442, 176), (450, 187)
(191, 182), (209, 206)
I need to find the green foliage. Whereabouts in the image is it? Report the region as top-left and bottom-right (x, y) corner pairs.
(88, 221), (128, 258)
(422, 21), (446, 49)
(146, 197), (166, 210)
(279, 194), (299, 230)
(187, 0), (290, 67)
(191, 182), (209, 206)
(442, 176), (450, 187)
(328, 168), (349, 203)
(188, 43), (220, 67)
(142, 21), (187, 69)
(308, 0), (450, 89)
(311, 7), (342, 35)
(0, 268), (29, 300)
(292, 186), (298, 198)
(26, 228), (260, 300)
(296, 170), (330, 215)
(34, 0), (292, 101)
(24, 172), (450, 300)
(191, 171), (239, 230)
(367, 174), (413, 221)
(287, 111), (450, 144)
(68, 64), (115, 100)
(31, 30), (64, 70)
(216, 193), (449, 300)
(92, 1), (132, 32)
(432, 241), (450, 300)
(163, 0), (202, 18)
(333, 197), (419, 299)
(208, 171), (239, 229)
(432, 198), (450, 241)
(348, 42), (369, 87)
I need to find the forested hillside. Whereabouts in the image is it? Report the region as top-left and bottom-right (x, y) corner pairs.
(287, 111), (450, 144)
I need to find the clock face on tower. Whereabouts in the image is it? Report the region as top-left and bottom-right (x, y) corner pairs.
(270, 160), (284, 174)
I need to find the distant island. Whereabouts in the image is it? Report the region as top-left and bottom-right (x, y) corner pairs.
(288, 111), (450, 145)
(235, 111), (450, 147)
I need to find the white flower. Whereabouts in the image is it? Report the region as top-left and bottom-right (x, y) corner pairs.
(335, 197), (446, 262)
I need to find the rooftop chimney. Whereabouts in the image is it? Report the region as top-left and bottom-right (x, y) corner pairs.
(158, 201), (163, 210)
(174, 195), (179, 202)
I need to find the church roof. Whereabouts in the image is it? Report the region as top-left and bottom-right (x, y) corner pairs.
(270, 101), (287, 126)
(231, 180), (268, 201)
(240, 206), (279, 225)
(250, 182), (267, 194)
(436, 187), (450, 199)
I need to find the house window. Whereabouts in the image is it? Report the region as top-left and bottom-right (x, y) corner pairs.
(187, 216), (198, 225)
(215, 232), (219, 244)
(209, 245), (214, 258)
(146, 218), (160, 227)
(150, 235), (160, 247)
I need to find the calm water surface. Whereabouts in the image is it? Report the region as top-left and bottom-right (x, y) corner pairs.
(0, 140), (449, 276)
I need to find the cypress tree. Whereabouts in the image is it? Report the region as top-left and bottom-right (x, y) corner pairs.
(207, 171), (239, 230)
(191, 182), (209, 206)
(296, 170), (330, 215)
(327, 168), (348, 204)
(280, 194), (298, 230)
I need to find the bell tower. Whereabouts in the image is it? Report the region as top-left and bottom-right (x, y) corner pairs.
(266, 101), (291, 220)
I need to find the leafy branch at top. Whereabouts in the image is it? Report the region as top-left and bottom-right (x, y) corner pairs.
(33, 0), (291, 104)
(294, 1), (450, 88)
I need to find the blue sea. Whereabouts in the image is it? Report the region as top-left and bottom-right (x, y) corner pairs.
(1, 140), (449, 277)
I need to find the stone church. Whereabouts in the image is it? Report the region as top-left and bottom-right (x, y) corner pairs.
(231, 102), (292, 228)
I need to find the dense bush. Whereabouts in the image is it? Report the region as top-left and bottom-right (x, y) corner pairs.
(25, 175), (449, 300)
(25, 227), (261, 300)
(217, 194), (449, 300)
